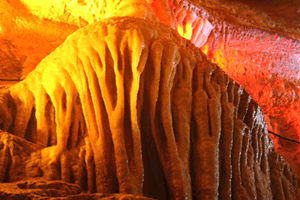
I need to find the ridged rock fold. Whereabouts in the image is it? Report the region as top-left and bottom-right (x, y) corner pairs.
(0, 17), (299, 199)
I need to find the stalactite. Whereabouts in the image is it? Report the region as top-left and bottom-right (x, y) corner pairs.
(170, 0), (213, 48)
(0, 16), (299, 200)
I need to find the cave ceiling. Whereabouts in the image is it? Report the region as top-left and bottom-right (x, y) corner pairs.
(0, 0), (299, 78)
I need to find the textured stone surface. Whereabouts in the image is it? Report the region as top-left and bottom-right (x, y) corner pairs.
(0, 180), (153, 200)
(0, 130), (42, 183)
(0, 180), (81, 199)
(0, 17), (299, 199)
(193, 0), (300, 177)
(0, 40), (23, 80)
(0, 0), (77, 78)
(0, 0), (300, 199)
(190, 0), (300, 41)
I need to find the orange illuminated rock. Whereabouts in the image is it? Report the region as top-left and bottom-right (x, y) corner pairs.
(0, 0), (214, 79)
(0, 0), (300, 199)
(0, 16), (299, 199)
(0, 0), (78, 78)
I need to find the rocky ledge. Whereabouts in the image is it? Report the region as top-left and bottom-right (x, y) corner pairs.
(0, 180), (154, 200)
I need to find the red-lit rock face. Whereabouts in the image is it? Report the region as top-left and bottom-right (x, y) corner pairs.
(158, 0), (300, 175)
(194, 0), (300, 175)
(150, 0), (214, 47)
(203, 21), (300, 174)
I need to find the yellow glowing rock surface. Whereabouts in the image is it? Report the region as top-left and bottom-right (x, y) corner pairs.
(177, 22), (193, 40)
(2, 1), (299, 200)
(20, 0), (158, 27)
(1, 15), (295, 199)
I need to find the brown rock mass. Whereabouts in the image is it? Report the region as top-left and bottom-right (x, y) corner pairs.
(0, 16), (299, 199)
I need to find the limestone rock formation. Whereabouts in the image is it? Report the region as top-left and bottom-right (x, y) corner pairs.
(195, 0), (300, 176)
(0, 0), (78, 78)
(0, 180), (81, 199)
(3, 0), (299, 170)
(0, 16), (299, 199)
(0, 180), (153, 199)
(0, 130), (45, 182)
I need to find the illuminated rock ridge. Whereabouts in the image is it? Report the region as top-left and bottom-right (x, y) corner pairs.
(0, 0), (300, 199)
(0, 16), (298, 199)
